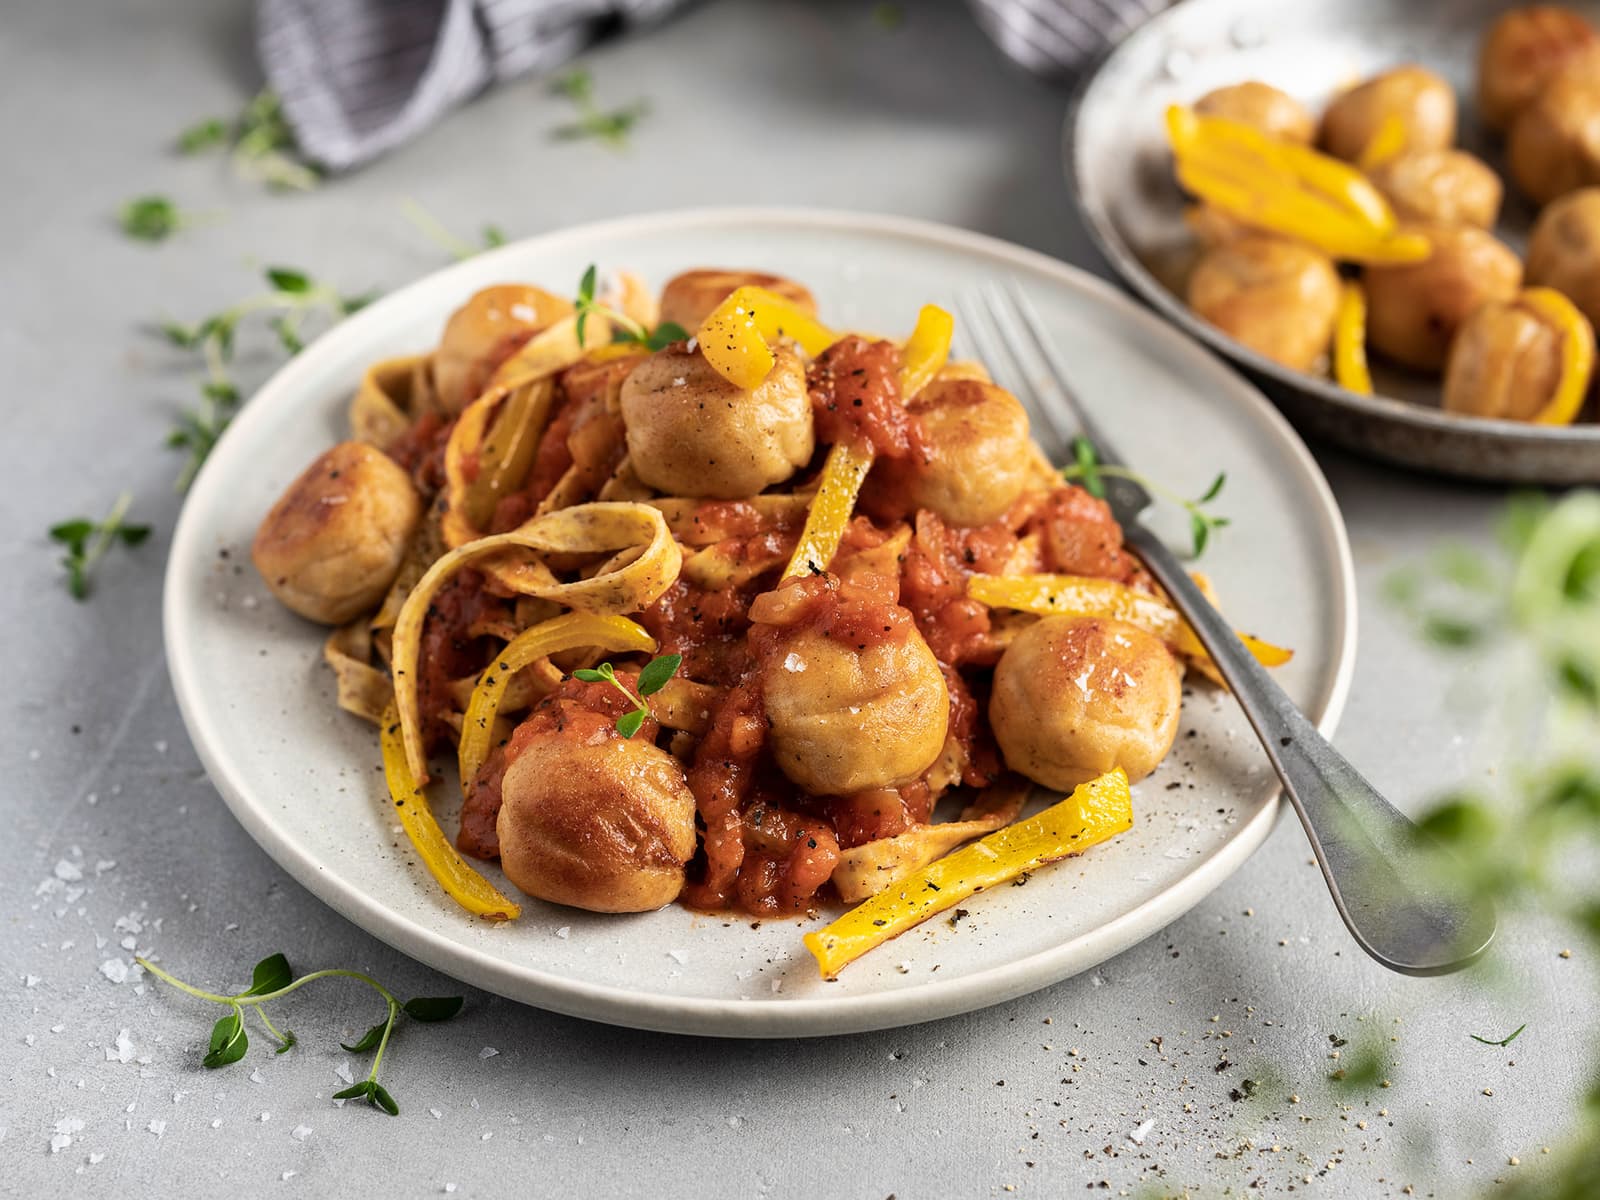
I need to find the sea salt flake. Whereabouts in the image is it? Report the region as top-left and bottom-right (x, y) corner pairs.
(250, 1069), (266, 1084)
(333, 1061), (354, 1085)
(108, 1029), (135, 1063)
(281, 1171), (297, 1181)
(24, 975), (39, 988)
(481, 1131), (493, 1142)
(97, 957), (133, 985)
(291, 1124), (312, 1142)
(1128, 1119), (1154, 1145)
(668, 949), (689, 965)
(211, 1119), (223, 1129)
(554, 926), (570, 939)
(54, 860), (83, 882)
(147, 1120), (166, 1137)
(479, 1047), (499, 1059)
(430, 1108), (443, 1120)
(88, 1153), (105, 1165)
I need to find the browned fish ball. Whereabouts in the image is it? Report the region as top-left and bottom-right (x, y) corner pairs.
(1442, 293), (1589, 421)
(1186, 236), (1341, 371)
(989, 616), (1183, 792)
(1507, 53), (1600, 206)
(1366, 149), (1504, 228)
(496, 728), (698, 913)
(1318, 65), (1457, 163)
(656, 268), (817, 331)
(1363, 226), (1523, 372)
(251, 441), (422, 625)
(1477, 4), (1600, 132)
(432, 284), (572, 413)
(1194, 81), (1315, 143)
(1527, 187), (1600, 327)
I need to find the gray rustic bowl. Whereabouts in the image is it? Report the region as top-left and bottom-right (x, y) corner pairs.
(1067, 0), (1600, 484)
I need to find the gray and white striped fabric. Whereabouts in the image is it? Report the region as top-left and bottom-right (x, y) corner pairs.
(257, 0), (1171, 171)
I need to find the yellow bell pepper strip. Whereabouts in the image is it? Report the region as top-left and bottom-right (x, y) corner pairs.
(696, 286), (837, 390)
(1357, 113), (1408, 172)
(966, 573), (1293, 673)
(1334, 280), (1373, 395)
(379, 702), (522, 921)
(457, 612), (657, 790)
(1521, 287), (1597, 427)
(899, 304), (955, 400)
(392, 501), (681, 782)
(442, 378), (557, 543)
(804, 768), (1133, 978)
(1166, 106), (1432, 265)
(782, 440), (875, 578)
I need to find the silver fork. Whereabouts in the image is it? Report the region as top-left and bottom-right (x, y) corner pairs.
(958, 281), (1495, 977)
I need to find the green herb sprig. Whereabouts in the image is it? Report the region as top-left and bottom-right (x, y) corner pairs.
(160, 266), (377, 489)
(119, 195), (196, 243)
(136, 951), (462, 1116)
(1469, 1022), (1528, 1047)
(573, 264), (689, 351)
(177, 90), (320, 191)
(572, 653), (683, 738)
(1061, 436), (1230, 557)
(548, 69), (649, 149)
(49, 493), (151, 600)
(399, 198), (507, 261)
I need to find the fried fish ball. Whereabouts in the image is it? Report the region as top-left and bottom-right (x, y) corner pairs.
(1442, 291), (1592, 421)
(251, 441), (421, 625)
(1194, 81), (1315, 143)
(1478, 5), (1600, 132)
(433, 284), (572, 413)
(1507, 53), (1600, 205)
(762, 619), (949, 796)
(657, 269), (818, 331)
(1527, 187), (1600, 326)
(496, 723), (697, 913)
(1319, 65), (1457, 163)
(990, 616), (1182, 791)
(620, 342), (814, 498)
(864, 378), (1032, 527)
(1366, 149), (1504, 228)
(1186, 236), (1341, 371)
(1363, 226), (1523, 371)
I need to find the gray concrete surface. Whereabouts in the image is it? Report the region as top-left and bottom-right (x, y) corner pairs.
(2, 1), (1587, 1196)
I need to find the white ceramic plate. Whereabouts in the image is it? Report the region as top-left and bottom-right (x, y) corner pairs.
(165, 208), (1356, 1037)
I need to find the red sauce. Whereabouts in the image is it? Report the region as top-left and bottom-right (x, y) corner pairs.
(639, 577), (759, 687)
(682, 681), (768, 911)
(808, 336), (913, 457)
(416, 570), (512, 752)
(1029, 484), (1141, 582)
(387, 411), (453, 495)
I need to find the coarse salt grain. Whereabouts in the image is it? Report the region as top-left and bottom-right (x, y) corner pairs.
(1128, 1119), (1154, 1145)
(147, 1120), (165, 1137)
(668, 949), (689, 964)
(479, 1047), (499, 1059)
(291, 1125), (312, 1141)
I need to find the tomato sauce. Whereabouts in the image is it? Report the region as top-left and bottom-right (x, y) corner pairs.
(808, 336), (913, 456)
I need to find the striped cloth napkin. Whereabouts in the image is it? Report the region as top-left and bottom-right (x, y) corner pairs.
(257, 0), (1172, 171)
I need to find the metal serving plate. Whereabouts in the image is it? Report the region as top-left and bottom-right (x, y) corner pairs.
(1067, 0), (1600, 484)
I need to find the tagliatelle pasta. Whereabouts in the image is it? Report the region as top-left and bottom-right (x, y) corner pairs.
(248, 264), (1289, 965)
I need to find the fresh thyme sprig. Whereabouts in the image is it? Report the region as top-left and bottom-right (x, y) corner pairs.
(176, 90), (320, 191)
(119, 195), (195, 243)
(399, 198), (507, 261)
(572, 264), (689, 351)
(1060, 436), (1230, 557)
(1469, 1022), (1528, 1047)
(49, 493), (151, 601)
(136, 952), (462, 1116)
(160, 266), (377, 489)
(572, 653), (683, 738)
(548, 68), (649, 149)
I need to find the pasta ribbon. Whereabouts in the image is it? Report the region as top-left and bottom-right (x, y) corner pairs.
(1521, 288), (1597, 427)
(805, 769), (1133, 977)
(457, 612), (657, 791)
(1166, 106), (1431, 265)
(899, 304), (955, 400)
(324, 620), (393, 725)
(441, 377), (557, 547)
(697, 286), (837, 390)
(351, 354), (431, 445)
(392, 501), (682, 780)
(782, 440), (875, 578)
(379, 702), (522, 920)
(487, 313), (590, 390)
(1334, 280), (1373, 396)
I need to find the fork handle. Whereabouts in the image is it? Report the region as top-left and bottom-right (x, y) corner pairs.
(1122, 523), (1495, 976)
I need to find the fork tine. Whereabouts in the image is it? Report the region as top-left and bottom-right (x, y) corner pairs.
(980, 282), (1081, 462)
(956, 290), (1073, 466)
(1003, 281), (1126, 469)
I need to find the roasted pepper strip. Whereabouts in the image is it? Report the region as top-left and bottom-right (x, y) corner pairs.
(380, 702), (522, 921)
(782, 440), (875, 578)
(1357, 114), (1407, 172)
(696, 286), (837, 389)
(966, 573), (1292, 672)
(1167, 106), (1431, 265)
(1521, 287), (1597, 427)
(457, 613), (657, 789)
(1334, 280), (1373, 395)
(899, 304), (955, 400)
(442, 378), (557, 543)
(804, 769), (1133, 978)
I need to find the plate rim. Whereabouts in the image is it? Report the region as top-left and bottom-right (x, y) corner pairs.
(1062, 1), (1600, 452)
(163, 205), (1359, 1037)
